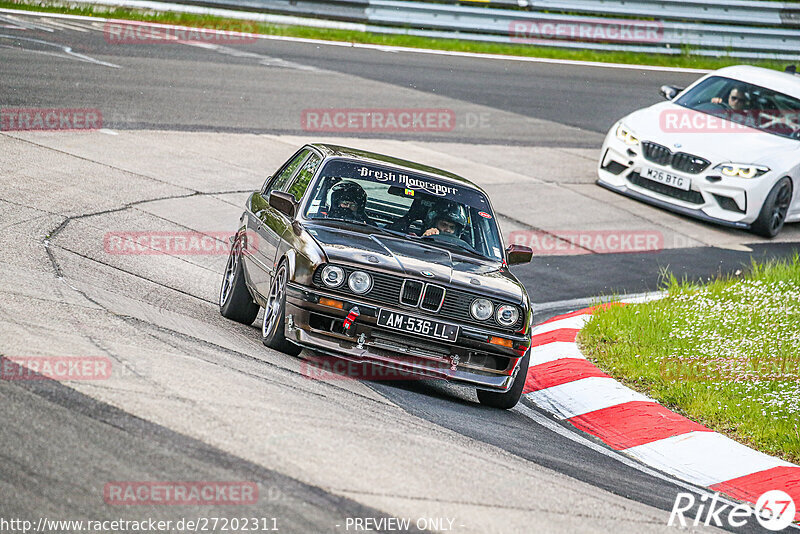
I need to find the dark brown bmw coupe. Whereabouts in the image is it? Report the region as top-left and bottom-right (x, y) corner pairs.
(220, 144), (534, 408)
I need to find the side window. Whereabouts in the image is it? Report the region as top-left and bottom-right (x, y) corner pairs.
(286, 154), (322, 201)
(265, 149), (309, 195)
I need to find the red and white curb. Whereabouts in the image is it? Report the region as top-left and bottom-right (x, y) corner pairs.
(523, 305), (800, 520)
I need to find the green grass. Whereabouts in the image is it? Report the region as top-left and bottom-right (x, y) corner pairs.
(0, 0), (792, 71)
(579, 255), (800, 463)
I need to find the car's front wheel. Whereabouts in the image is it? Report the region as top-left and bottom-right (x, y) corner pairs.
(219, 232), (259, 325)
(751, 177), (793, 238)
(261, 261), (302, 356)
(476, 351), (530, 409)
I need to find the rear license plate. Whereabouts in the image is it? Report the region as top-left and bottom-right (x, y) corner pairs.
(642, 166), (691, 191)
(377, 309), (459, 343)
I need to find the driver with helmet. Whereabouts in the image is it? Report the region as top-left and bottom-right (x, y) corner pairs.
(327, 181), (371, 223)
(422, 201), (468, 238)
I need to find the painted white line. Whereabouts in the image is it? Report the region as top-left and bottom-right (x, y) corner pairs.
(529, 341), (585, 366)
(525, 376), (653, 419)
(624, 431), (796, 487)
(36, 17), (90, 32)
(0, 8), (711, 74)
(532, 314), (591, 335)
(0, 33), (121, 68)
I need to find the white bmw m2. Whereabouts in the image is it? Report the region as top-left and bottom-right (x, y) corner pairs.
(598, 65), (800, 237)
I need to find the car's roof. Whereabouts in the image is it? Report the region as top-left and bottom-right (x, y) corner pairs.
(308, 143), (483, 191)
(711, 65), (800, 100)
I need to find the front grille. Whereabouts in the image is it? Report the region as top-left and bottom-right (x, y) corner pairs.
(400, 280), (423, 306)
(628, 172), (704, 204)
(642, 142), (710, 175)
(313, 266), (523, 331)
(642, 141), (672, 166)
(420, 284), (445, 312)
(671, 152), (710, 174)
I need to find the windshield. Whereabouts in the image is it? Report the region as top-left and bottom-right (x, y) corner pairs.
(675, 76), (800, 140)
(303, 159), (504, 261)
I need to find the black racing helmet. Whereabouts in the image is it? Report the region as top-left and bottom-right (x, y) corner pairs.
(425, 201), (468, 235)
(329, 181), (367, 217)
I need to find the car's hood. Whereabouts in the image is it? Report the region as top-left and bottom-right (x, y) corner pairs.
(621, 101), (800, 165)
(304, 222), (525, 304)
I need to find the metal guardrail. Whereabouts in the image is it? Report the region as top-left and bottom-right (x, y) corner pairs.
(453, 0), (800, 28)
(365, 0), (800, 59)
(77, 0), (800, 59)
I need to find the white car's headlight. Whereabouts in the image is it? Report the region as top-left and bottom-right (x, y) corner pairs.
(496, 305), (520, 327)
(713, 163), (770, 179)
(470, 298), (494, 321)
(321, 265), (345, 288)
(348, 271), (372, 294)
(615, 123), (640, 146)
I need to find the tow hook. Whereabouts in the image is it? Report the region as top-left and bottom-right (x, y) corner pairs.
(356, 333), (366, 349)
(343, 306), (360, 333)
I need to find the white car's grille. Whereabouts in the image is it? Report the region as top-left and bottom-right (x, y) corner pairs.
(642, 142), (710, 174)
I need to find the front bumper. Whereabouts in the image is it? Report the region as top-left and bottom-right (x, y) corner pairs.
(284, 283), (529, 392)
(596, 135), (775, 228)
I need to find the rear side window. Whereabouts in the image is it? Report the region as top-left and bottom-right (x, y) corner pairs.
(286, 153), (322, 201)
(265, 149), (309, 195)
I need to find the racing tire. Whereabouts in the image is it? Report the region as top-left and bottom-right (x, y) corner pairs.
(476, 351), (530, 409)
(751, 177), (793, 238)
(219, 233), (259, 325)
(261, 261), (302, 356)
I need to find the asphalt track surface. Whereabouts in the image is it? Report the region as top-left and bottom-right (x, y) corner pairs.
(2, 12), (797, 534)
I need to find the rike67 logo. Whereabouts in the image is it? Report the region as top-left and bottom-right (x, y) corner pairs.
(669, 490), (796, 531)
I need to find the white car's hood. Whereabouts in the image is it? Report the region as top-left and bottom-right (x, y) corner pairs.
(621, 101), (800, 166)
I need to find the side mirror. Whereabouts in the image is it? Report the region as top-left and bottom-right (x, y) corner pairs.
(506, 244), (533, 265)
(269, 191), (298, 219)
(659, 85), (683, 100)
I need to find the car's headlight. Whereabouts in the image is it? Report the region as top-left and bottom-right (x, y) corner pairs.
(321, 265), (345, 288)
(714, 163), (770, 179)
(615, 123), (639, 146)
(348, 271), (372, 294)
(496, 305), (520, 327)
(470, 298), (494, 321)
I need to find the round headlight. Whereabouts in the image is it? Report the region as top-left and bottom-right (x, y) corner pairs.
(470, 298), (493, 321)
(321, 265), (345, 288)
(348, 271), (372, 294)
(496, 305), (520, 327)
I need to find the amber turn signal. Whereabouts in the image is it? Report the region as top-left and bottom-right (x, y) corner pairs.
(488, 336), (513, 348)
(319, 297), (344, 309)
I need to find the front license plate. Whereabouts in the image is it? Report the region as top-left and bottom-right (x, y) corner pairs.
(377, 309), (459, 343)
(642, 166), (691, 191)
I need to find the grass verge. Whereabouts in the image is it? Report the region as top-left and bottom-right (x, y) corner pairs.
(579, 255), (800, 463)
(0, 0), (791, 71)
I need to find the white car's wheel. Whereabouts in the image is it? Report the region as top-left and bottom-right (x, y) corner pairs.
(751, 177), (793, 238)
